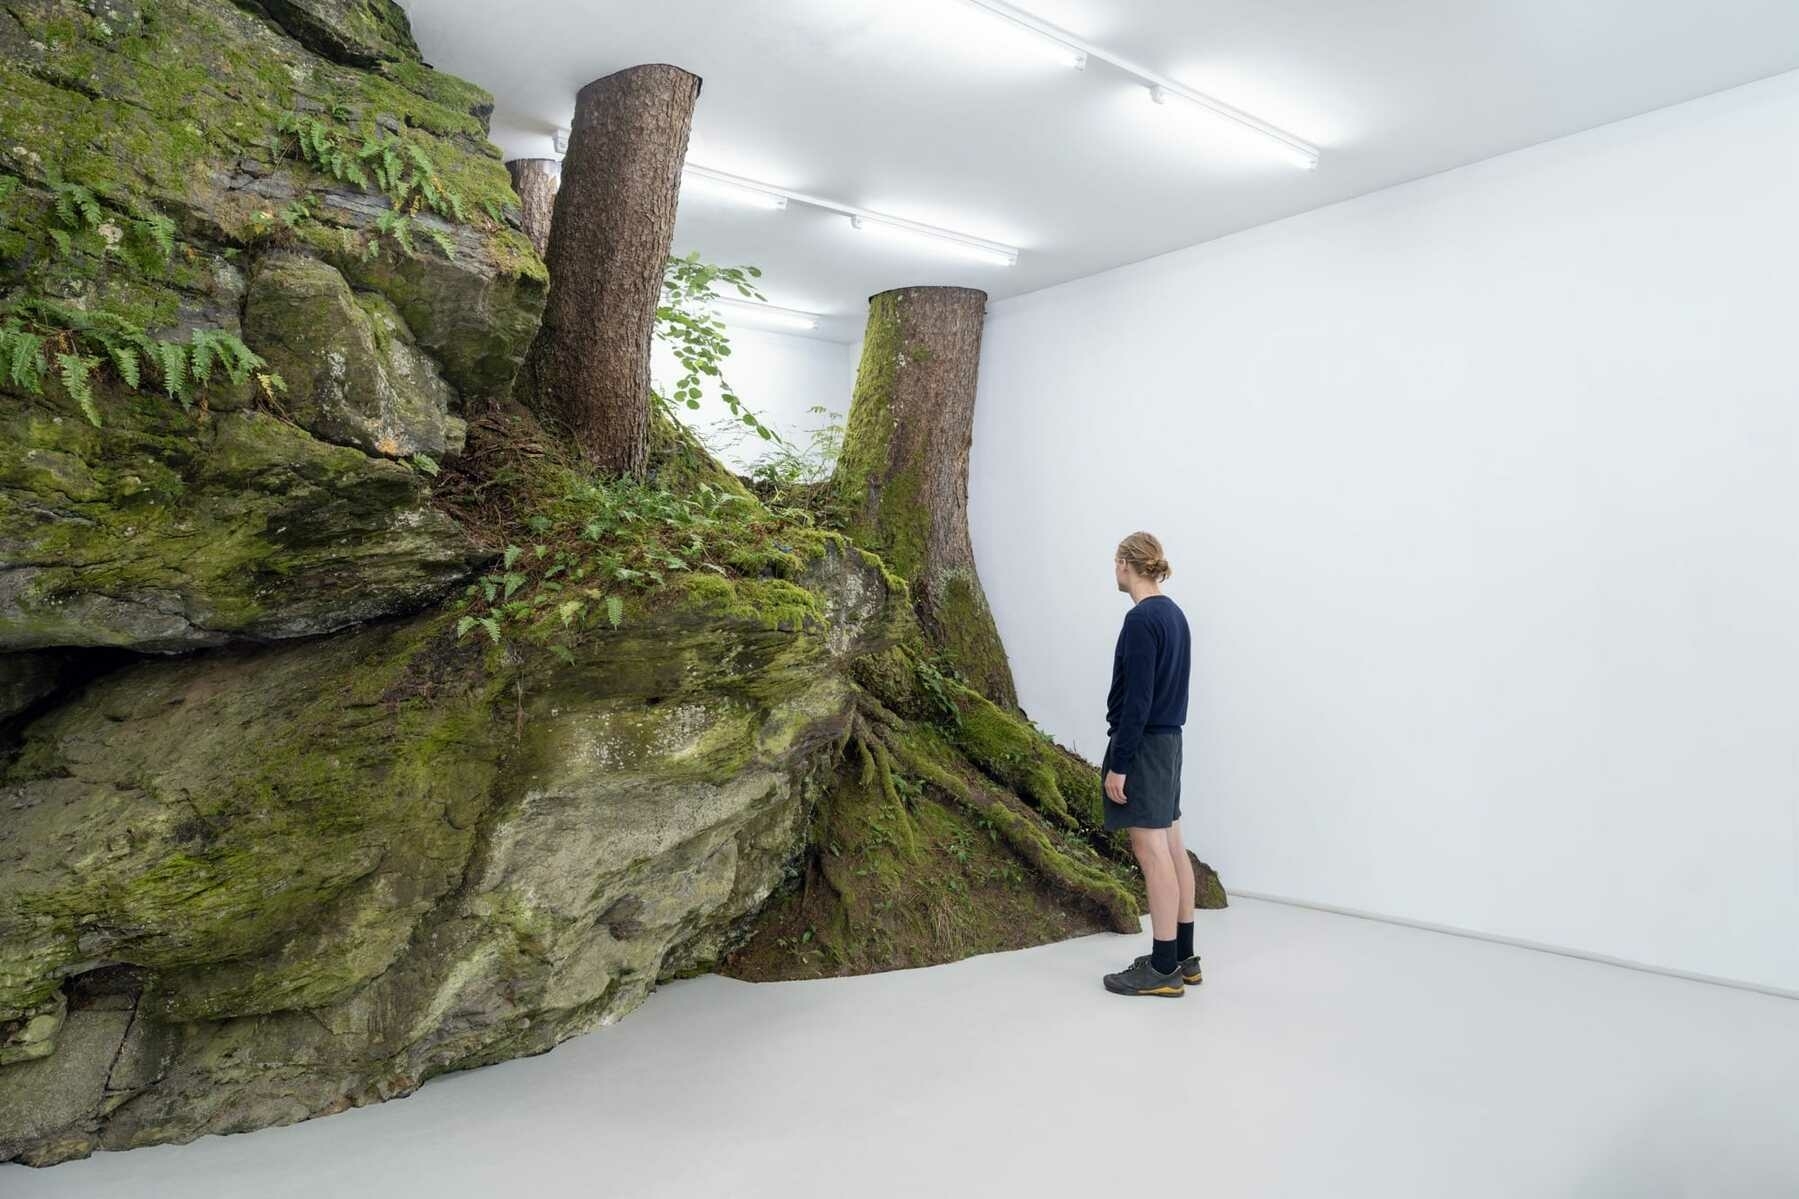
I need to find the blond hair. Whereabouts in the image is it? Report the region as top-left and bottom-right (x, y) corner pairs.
(1115, 531), (1172, 583)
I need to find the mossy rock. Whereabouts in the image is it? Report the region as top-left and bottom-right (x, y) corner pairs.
(243, 251), (463, 459)
(0, 0), (546, 402)
(0, 537), (905, 1164)
(0, 385), (483, 651)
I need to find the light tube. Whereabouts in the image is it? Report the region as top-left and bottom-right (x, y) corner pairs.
(848, 214), (1019, 267)
(959, 0), (1321, 170)
(1149, 85), (1319, 171)
(706, 295), (822, 332)
(957, 0), (1086, 69)
(681, 164), (790, 210)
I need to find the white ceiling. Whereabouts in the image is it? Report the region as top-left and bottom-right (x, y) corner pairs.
(402, 0), (1799, 341)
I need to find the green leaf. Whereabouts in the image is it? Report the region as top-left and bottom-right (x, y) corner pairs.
(503, 544), (523, 569)
(56, 353), (100, 426)
(605, 595), (624, 629)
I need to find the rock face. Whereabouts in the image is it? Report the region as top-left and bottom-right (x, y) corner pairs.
(0, 390), (483, 651)
(244, 253), (465, 460)
(0, 0), (546, 653)
(0, 540), (899, 1166)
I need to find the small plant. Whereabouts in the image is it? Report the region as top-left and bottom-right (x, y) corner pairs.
(41, 168), (176, 273)
(914, 657), (963, 729)
(275, 111), (468, 227)
(655, 252), (781, 444)
(749, 404), (845, 488)
(1, 299), (283, 426)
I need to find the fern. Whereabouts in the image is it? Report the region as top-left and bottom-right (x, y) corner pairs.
(140, 213), (176, 263)
(276, 109), (470, 246)
(155, 339), (187, 400)
(56, 353), (100, 426)
(424, 226), (457, 260)
(105, 342), (141, 389)
(605, 595), (624, 629)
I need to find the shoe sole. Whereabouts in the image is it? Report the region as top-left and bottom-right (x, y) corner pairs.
(1183, 971), (1203, 985)
(1103, 980), (1186, 997)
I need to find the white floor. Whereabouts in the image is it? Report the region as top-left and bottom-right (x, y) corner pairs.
(9, 898), (1798, 1198)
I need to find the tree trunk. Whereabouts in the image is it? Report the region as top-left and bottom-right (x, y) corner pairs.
(834, 286), (1019, 709)
(514, 64), (700, 476)
(503, 157), (559, 259)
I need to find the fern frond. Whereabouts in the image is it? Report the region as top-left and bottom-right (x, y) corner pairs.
(106, 342), (140, 389)
(425, 226), (456, 260)
(155, 339), (188, 402)
(141, 213), (175, 262)
(57, 353), (101, 426)
(188, 329), (215, 385)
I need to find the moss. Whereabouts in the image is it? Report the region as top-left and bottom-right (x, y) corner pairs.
(0, 0), (546, 403)
(675, 573), (824, 633)
(923, 566), (1016, 710)
(720, 709), (1140, 982)
(834, 291), (930, 580)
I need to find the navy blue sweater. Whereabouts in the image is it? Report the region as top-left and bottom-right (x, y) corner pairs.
(1104, 593), (1190, 775)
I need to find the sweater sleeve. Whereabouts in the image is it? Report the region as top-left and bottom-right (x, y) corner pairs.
(1107, 617), (1157, 776)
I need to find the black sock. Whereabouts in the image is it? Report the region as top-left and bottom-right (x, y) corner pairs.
(1176, 919), (1195, 960)
(1151, 936), (1178, 974)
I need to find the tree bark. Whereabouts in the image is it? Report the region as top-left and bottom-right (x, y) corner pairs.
(503, 157), (559, 259)
(514, 64), (700, 476)
(834, 286), (1019, 709)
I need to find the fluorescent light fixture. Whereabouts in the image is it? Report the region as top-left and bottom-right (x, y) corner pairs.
(951, 2), (1321, 170)
(681, 164), (789, 210)
(678, 160), (1023, 267)
(553, 127), (570, 154)
(706, 294), (822, 332)
(1149, 85), (1319, 170)
(848, 214), (1018, 267)
(958, 0), (1086, 69)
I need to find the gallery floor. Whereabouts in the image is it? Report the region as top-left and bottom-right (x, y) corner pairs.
(9, 897), (1796, 1198)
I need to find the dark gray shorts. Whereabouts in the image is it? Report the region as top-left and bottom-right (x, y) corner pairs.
(1099, 731), (1182, 830)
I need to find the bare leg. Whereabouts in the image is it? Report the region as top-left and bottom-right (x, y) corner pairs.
(1127, 826), (1181, 941)
(1165, 818), (1196, 924)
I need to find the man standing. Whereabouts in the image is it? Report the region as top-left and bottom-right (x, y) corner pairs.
(1099, 531), (1201, 998)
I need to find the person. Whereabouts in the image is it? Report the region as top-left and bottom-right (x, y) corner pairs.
(1099, 531), (1200, 998)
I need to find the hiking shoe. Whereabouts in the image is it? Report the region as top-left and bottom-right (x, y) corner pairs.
(1104, 956), (1185, 998)
(1133, 953), (1203, 986)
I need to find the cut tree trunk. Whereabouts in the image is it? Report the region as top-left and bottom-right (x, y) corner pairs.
(513, 64), (700, 476)
(834, 286), (1019, 709)
(503, 157), (559, 258)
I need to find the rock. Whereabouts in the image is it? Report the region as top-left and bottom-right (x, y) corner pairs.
(0, 540), (904, 1163)
(0, 387), (484, 652)
(0, 0), (546, 404)
(0, 654), (73, 725)
(244, 253), (459, 459)
(255, 0), (420, 68)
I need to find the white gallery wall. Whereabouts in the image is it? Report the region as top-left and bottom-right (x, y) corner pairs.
(970, 70), (1799, 992)
(652, 324), (851, 474)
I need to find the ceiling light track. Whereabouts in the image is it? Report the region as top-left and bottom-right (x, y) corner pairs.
(681, 162), (1021, 267)
(959, 0), (1321, 170)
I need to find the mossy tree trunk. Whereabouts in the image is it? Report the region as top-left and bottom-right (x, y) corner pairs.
(515, 64), (700, 477)
(834, 286), (1020, 709)
(504, 157), (559, 258)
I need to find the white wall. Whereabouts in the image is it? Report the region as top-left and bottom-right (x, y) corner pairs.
(971, 71), (1799, 992)
(652, 324), (851, 475)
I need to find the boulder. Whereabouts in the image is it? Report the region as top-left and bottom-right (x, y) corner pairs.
(0, 387), (483, 652)
(0, 539), (899, 1164)
(244, 253), (463, 460)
